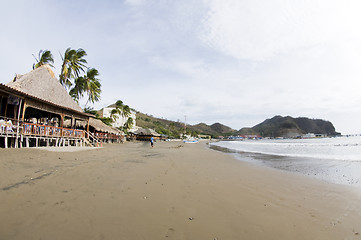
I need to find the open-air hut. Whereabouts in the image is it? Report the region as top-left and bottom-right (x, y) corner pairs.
(0, 65), (92, 148)
(131, 127), (161, 141)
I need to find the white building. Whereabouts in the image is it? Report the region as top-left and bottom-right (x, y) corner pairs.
(303, 133), (316, 138)
(99, 104), (137, 130)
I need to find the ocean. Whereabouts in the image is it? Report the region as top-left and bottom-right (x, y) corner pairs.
(210, 136), (361, 187)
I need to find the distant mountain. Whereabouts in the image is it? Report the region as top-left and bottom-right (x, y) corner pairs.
(135, 112), (339, 138)
(191, 122), (235, 137)
(250, 115), (340, 137)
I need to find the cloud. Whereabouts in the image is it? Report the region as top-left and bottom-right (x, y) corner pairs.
(200, 0), (361, 61)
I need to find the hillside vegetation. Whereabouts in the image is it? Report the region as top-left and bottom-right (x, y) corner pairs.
(135, 112), (235, 138)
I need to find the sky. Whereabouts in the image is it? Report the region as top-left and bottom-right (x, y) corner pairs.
(1, 0), (361, 134)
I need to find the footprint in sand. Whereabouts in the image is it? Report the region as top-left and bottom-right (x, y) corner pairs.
(165, 228), (175, 238)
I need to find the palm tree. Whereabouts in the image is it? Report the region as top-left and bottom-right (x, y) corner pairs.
(69, 68), (101, 104)
(121, 104), (131, 119)
(114, 100), (131, 118)
(32, 50), (54, 69)
(69, 76), (85, 102)
(60, 48), (87, 88)
(83, 68), (101, 104)
(123, 117), (134, 132)
(110, 108), (119, 122)
(109, 100), (132, 128)
(115, 100), (124, 110)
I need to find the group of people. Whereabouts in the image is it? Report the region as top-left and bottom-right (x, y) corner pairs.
(0, 119), (14, 133)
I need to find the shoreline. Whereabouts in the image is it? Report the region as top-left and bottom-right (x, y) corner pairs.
(1, 141), (360, 239)
(209, 142), (361, 188)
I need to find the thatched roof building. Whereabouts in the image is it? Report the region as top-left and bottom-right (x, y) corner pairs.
(132, 127), (160, 136)
(7, 65), (82, 112)
(64, 118), (123, 135)
(129, 127), (161, 140)
(3, 65), (90, 127)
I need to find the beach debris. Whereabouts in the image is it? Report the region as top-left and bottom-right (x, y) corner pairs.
(143, 196), (147, 199)
(188, 217), (194, 221)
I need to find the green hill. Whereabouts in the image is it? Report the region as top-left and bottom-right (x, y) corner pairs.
(250, 115), (340, 138)
(135, 112), (235, 138)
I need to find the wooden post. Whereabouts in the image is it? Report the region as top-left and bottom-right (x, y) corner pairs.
(60, 114), (64, 137)
(15, 98), (23, 149)
(4, 136), (8, 148)
(21, 101), (27, 122)
(19, 134), (23, 148)
(87, 118), (90, 132)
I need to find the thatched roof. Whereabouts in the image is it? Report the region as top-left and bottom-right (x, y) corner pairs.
(89, 118), (123, 135)
(64, 118), (123, 135)
(131, 127), (160, 136)
(7, 65), (83, 112)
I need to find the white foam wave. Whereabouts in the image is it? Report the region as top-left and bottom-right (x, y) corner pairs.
(212, 136), (361, 162)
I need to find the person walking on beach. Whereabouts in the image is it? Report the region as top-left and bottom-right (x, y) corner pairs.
(150, 136), (154, 148)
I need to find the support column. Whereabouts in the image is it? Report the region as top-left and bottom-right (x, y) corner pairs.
(21, 101), (27, 122)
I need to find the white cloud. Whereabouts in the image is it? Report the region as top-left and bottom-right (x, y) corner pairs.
(200, 0), (361, 61)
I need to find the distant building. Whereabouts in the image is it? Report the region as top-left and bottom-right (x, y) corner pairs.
(303, 133), (316, 138)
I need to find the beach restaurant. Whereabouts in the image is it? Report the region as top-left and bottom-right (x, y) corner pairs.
(0, 65), (106, 148)
(63, 117), (125, 144)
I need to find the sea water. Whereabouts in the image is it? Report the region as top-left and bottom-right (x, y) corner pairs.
(210, 136), (361, 187)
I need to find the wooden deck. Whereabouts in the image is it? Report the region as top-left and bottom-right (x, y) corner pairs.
(0, 121), (123, 148)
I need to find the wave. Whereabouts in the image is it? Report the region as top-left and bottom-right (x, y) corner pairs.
(212, 136), (361, 162)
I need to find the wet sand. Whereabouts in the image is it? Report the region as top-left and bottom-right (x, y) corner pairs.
(0, 141), (360, 239)
(210, 144), (361, 187)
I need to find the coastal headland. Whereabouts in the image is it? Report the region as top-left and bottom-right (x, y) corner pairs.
(0, 141), (360, 239)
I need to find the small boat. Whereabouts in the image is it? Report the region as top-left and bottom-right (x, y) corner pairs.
(182, 116), (198, 143)
(183, 138), (198, 143)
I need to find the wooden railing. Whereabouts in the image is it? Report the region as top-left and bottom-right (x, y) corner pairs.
(22, 123), (85, 138)
(1, 119), (120, 140)
(95, 132), (122, 140)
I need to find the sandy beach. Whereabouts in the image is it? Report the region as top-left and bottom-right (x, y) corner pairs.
(0, 141), (360, 240)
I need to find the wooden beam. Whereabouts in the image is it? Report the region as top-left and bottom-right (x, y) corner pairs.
(21, 101), (27, 122)
(87, 118), (90, 132)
